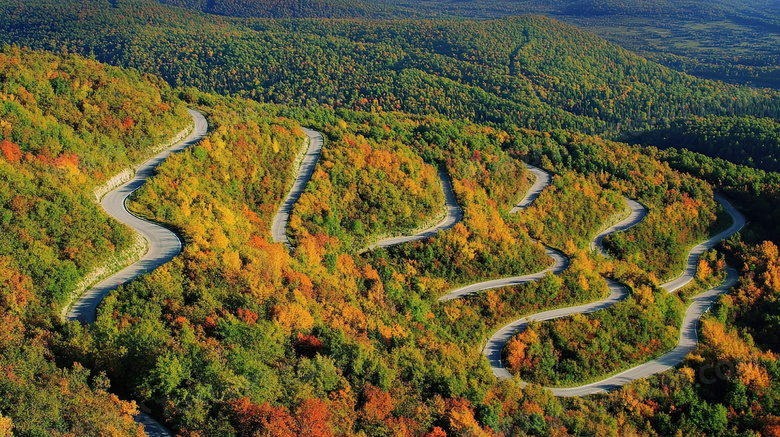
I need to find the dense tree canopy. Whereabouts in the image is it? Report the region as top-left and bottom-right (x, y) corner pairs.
(0, 46), (190, 437)
(3, 3), (780, 434)
(2, 1), (780, 136)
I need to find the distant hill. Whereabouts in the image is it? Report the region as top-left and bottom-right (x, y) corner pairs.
(379, 0), (780, 87)
(155, 0), (413, 18)
(2, 0), (778, 136)
(144, 0), (780, 87)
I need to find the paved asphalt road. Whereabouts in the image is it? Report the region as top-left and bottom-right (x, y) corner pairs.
(481, 193), (648, 380)
(272, 131), (464, 251)
(65, 109), (207, 324)
(271, 128), (324, 249)
(72, 122), (747, 424)
(368, 169), (463, 249)
(510, 164), (551, 213)
(661, 194), (746, 292)
(134, 411), (174, 437)
(64, 109), (207, 436)
(488, 195), (745, 397)
(485, 279), (630, 380)
(439, 246), (569, 301)
(440, 164), (560, 302)
(550, 266), (740, 397)
(590, 198), (648, 254)
(438, 164), (565, 301)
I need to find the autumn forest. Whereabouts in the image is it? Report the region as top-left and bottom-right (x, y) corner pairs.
(2, 0), (780, 436)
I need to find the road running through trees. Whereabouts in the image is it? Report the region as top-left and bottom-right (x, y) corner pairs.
(484, 192), (745, 396)
(367, 169), (463, 249)
(272, 128), (464, 251)
(65, 109), (208, 437)
(271, 127), (324, 249)
(65, 109), (207, 323)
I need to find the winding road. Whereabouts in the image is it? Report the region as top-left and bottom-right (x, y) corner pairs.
(60, 108), (744, 437)
(661, 194), (745, 293)
(440, 165), (573, 302)
(94, 116), (745, 407)
(139, 119), (747, 403)
(439, 247), (569, 301)
(484, 278), (630, 380)
(367, 169), (463, 250)
(479, 186), (745, 396)
(65, 109), (208, 324)
(510, 164), (551, 213)
(551, 266), (740, 396)
(65, 109), (208, 437)
(590, 198), (647, 254)
(271, 128), (325, 249)
(272, 128), (466, 251)
(473, 191), (648, 380)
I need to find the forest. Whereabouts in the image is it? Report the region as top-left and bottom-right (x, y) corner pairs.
(141, 0), (780, 88)
(3, 0), (780, 137)
(2, 0), (780, 435)
(0, 45), (190, 435)
(287, 128), (445, 251)
(631, 115), (780, 172)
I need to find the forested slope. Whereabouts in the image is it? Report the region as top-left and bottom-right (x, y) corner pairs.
(2, 0), (779, 136)
(141, 0), (780, 87)
(4, 2), (780, 436)
(3, 48), (780, 436)
(379, 0), (780, 87)
(632, 115), (780, 173)
(0, 46), (190, 436)
(156, 0), (410, 18)
(0, 45), (190, 311)
(50, 88), (775, 435)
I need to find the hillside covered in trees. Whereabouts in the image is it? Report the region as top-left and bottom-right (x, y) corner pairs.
(2, 0), (780, 137)
(141, 0), (780, 87)
(3, 1), (780, 436)
(0, 46), (190, 436)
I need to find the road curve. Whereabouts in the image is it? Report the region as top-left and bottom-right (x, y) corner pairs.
(65, 109), (208, 324)
(367, 169), (463, 250)
(134, 411), (173, 437)
(551, 267), (739, 397)
(439, 247), (569, 301)
(500, 195), (744, 396)
(590, 198), (648, 254)
(481, 194), (647, 377)
(64, 109), (207, 437)
(438, 165), (559, 301)
(485, 279), (629, 380)
(271, 127), (324, 250)
(661, 194), (746, 292)
(510, 164), (551, 213)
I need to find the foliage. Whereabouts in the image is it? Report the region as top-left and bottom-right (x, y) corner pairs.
(0, 46), (191, 436)
(717, 239), (780, 351)
(510, 128), (722, 281)
(157, 0), (410, 18)
(633, 115), (780, 173)
(0, 45), (189, 309)
(650, 144), (780, 243)
(0, 316), (143, 436)
(6, 4), (780, 436)
(3, 1), (780, 137)
(518, 171), (624, 251)
(506, 288), (684, 386)
(289, 128), (444, 251)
